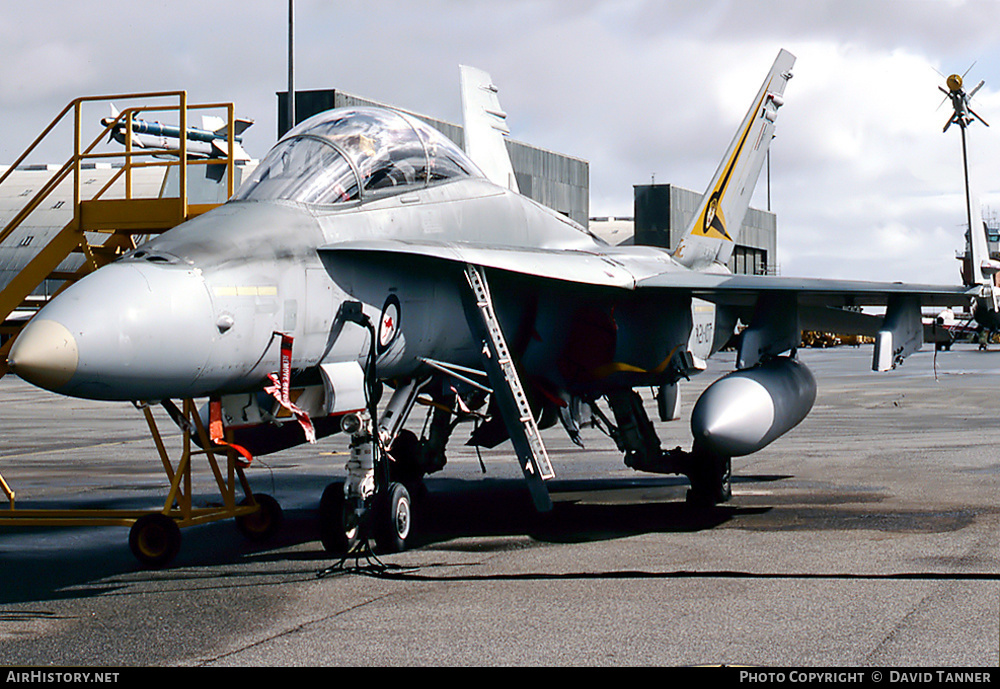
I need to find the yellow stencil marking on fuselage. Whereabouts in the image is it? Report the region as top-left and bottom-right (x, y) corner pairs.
(591, 345), (682, 380)
(214, 286), (278, 297)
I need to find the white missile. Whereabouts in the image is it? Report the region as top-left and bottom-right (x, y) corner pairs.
(691, 357), (816, 457)
(101, 107), (254, 160)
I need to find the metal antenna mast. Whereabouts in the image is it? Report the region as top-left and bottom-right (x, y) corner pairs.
(940, 70), (988, 251)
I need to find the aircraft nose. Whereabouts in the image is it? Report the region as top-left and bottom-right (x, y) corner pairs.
(7, 318), (79, 390)
(8, 261), (217, 400)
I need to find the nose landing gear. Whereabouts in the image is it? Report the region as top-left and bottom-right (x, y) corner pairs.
(373, 481), (412, 554)
(318, 410), (416, 559)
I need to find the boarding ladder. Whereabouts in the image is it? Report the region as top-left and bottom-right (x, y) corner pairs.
(464, 264), (554, 511)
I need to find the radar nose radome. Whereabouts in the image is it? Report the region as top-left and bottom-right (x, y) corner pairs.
(8, 261), (219, 401)
(7, 319), (79, 391)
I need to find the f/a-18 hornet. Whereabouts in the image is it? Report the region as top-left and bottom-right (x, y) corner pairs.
(7, 50), (972, 554)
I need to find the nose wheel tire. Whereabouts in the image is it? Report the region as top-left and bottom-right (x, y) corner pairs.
(319, 483), (363, 554)
(236, 494), (283, 542)
(374, 482), (412, 554)
(129, 513), (182, 568)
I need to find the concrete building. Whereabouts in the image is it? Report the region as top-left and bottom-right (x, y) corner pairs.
(592, 184), (778, 275)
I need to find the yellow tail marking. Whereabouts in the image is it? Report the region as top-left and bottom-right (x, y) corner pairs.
(689, 80), (776, 243)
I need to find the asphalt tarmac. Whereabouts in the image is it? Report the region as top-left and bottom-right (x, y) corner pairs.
(0, 345), (997, 667)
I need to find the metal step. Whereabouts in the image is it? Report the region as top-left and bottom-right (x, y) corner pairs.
(463, 263), (554, 511)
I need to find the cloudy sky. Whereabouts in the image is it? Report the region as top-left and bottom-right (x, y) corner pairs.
(2, 0), (999, 285)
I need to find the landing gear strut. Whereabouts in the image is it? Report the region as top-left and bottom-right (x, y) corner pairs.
(599, 389), (733, 506)
(318, 409), (420, 556)
(319, 412), (387, 554)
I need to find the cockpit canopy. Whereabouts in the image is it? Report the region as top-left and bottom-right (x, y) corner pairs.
(234, 107), (485, 205)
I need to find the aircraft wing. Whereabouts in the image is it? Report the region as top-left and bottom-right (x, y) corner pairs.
(321, 239), (975, 371)
(634, 271), (975, 308)
(320, 239), (638, 288)
(321, 239), (973, 307)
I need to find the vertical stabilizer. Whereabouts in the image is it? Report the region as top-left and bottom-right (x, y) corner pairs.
(673, 49), (795, 271)
(460, 65), (519, 193)
(968, 197), (999, 285)
(967, 197), (1000, 324)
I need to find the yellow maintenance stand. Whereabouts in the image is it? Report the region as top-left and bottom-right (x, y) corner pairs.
(0, 92), (280, 567)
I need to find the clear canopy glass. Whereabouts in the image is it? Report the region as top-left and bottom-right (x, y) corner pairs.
(234, 107), (484, 204)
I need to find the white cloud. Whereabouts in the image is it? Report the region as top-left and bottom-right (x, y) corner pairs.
(0, 42), (98, 103)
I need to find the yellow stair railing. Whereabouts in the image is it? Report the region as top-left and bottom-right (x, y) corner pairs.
(0, 94), (267, 548)
(0, 91), (242, 379)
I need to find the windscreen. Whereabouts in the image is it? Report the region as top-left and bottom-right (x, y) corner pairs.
(232, 136), (359, 204)
(234, 107), (484, 205)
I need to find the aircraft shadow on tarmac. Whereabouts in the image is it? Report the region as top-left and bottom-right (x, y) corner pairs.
(409, 474), (783, 548)
(2, 471), (997, 605)
(0, 472), (789, 604)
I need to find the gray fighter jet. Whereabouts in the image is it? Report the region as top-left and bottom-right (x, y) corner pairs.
(7, 50), (973, 554)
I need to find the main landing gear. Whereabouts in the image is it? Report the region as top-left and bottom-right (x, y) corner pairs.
(599, 389), (733, 507)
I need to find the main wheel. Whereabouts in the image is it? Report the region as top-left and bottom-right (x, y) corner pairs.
(236, 493), (283, 541)
(373, 482), (412, 554)
(685, 453), (732, 507)
(387, 429), (429, 500)
(318, 482), (362, 554)
(129, 513), (182, 568)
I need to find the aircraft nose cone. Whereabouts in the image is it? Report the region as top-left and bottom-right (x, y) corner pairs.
(7, 319), (79, 390)
(10, 261), (217, 400)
